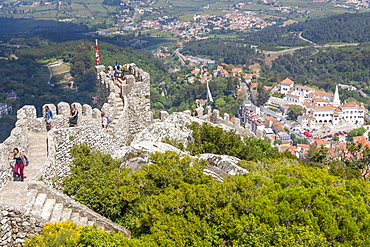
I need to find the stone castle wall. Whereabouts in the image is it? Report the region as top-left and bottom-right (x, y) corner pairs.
(0, 205), (44, 247)
(1, 64), (253, 190)
(0, 63), (256, 244)
(0, 127), (28, 189)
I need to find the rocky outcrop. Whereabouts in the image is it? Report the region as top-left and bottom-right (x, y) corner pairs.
(199, 153), (248, 176)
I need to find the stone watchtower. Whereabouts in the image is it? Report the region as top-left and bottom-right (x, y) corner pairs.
(95, 63), (152, 144)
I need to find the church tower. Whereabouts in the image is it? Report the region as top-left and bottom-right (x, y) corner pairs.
(333, 85), (340, 107)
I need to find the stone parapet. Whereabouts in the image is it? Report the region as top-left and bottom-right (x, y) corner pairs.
(43, 126), (123, 189)
(0, 205), (45, 247)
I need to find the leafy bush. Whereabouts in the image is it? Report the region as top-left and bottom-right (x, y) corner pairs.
(24, 222), (137, 247)
(186, 122), (282, 161)
(62, 145), (370, 246)
(24, 221), (82, 247)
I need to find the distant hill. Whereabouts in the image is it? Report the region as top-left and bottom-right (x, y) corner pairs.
(245, 12), (370, 48)
(0, 35), (167, 141)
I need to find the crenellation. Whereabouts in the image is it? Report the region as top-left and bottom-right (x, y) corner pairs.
(183, 110), (191, 116)
(57, 102), (70, 118)
(126, 74), (135, 85)
(224, 113), (230, 123)
(0, 63), (255, 242)
(82, 104), (92, 118)
(160, 111), (169, 121)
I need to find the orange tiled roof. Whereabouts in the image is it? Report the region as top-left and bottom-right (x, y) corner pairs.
(286, 93), (300, 99)
(341, 102), (359, 109)
(313, 98), (330, 102)
(295, 85), (315, 91)
(313, 105), (334, 111)
(280, 78), (294, 85)
(315, 139), (330, 145)
(297, 144), (310, 149)
(314, 90), (333, 97)
(250, 83), (258, 89)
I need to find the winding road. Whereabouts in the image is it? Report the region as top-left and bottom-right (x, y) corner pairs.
(262, 43), (359, 55)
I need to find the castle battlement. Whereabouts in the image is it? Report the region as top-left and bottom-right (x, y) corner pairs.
(0, 64), (258, 244)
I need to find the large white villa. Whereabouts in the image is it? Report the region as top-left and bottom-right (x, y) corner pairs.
(279, 78), (366, 127)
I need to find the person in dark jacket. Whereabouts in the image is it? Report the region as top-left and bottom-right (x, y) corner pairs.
(69, 104), (78, 127)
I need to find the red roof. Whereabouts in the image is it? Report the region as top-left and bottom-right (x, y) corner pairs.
(280, 78), (294, 85)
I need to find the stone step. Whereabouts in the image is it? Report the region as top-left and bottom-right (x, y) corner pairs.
(87, 221), (95, 227)
(70, 212), (80, 224)
(79, 216), (88, 226)
(24, 190), (38, 214)
(50, 203), (64, 223)
(61, 207), (72, 222)
(27, 148), (47, 155)
(41, 198), (56, 221)
(31, 193), (47, 216)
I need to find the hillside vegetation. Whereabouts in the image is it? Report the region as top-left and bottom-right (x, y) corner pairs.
(27, 133), (370, 246)
(245, 12), (370, 48)
(0, 36), (167, 141)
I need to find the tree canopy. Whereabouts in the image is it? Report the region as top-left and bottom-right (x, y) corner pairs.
(57, 144), (370, 246)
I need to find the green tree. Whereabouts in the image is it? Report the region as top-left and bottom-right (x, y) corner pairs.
(288, 105), (303, 120)
(305, 143), (329, 166)
(215, 98), (226, 109)
(347, 127), (366, 141)
(186, 122), (280, 161)
(63, 144), (124, 218)
(61, 146), (370, 246)
(256, 88), (270, 106)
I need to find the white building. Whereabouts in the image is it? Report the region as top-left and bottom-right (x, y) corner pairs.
(279, 80), (366, 126)
(280, 78), (294, 94)
(0, 103), (12, 118)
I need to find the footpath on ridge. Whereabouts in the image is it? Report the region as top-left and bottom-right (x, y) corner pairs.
(0, 132), (48, 207)
(0, 131), (130, 236)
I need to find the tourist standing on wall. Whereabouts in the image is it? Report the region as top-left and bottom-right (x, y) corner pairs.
(8, 148), (26, 182)
(101, 112), (111, 129)
(122, 62), (130, 78)
(69, 104), (78, 127)
(114, 61), (121, 71)
(44, 105), (53, 131)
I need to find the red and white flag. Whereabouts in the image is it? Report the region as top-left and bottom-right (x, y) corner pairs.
(95, 39), (100, 65)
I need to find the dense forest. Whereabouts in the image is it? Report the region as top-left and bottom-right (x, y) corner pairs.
(245, 12), (370, 48)
(25, 123), (370, 246)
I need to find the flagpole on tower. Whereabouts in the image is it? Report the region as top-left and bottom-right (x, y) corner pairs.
(95, 39), (100, 65)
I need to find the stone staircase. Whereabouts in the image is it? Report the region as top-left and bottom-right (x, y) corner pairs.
(25, 187), (93, 226)
(24, 181), (129, 234)
(0, 131), (130, 237)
